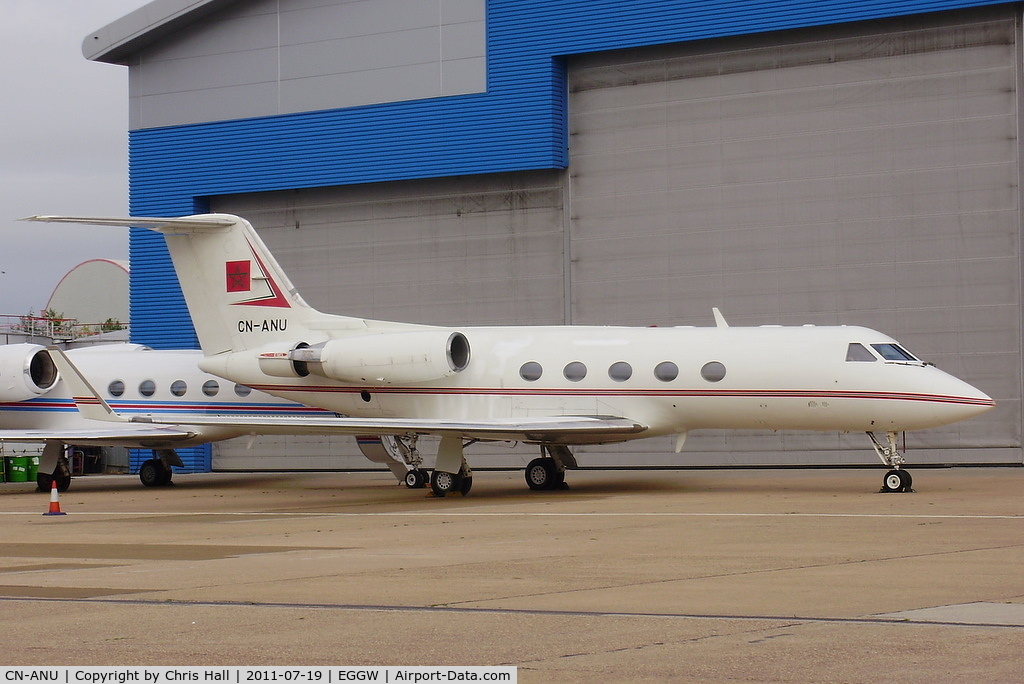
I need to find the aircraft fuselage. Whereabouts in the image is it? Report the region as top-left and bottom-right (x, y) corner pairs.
(202, 323), (992, 443)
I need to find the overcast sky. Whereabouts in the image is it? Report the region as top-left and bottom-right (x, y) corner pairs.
(0, 0), (146, 318)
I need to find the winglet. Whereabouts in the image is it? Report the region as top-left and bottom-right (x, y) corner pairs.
(47, 347), (126, 423)
(712, 307), (729, 328)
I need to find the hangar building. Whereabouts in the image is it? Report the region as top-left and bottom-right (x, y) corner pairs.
(86, 0), (1021, 473)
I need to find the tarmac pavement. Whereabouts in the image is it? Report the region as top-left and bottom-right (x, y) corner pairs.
(0, 467), (1021, 682)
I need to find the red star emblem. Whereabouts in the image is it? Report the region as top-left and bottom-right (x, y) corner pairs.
(226, 260), (251, 292)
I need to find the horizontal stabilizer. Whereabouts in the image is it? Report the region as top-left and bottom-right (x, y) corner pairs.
(23, 215), (236, 232)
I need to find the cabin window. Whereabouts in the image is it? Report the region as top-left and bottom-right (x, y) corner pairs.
(871, 343), (918, 362)
(846, 343), (876, 362)
(563, 361), (587, 382)
(170, 380), (187, 397)
(520, 361), (543, 381)
(608, 361), (632, 382)
(107, 380), (125, 398)
(202, 380), (220, 396)
(654, 361), (678, 382)
(139, 380), (156, 397)
(234, 384), (252, 397)
(701, 361), (727, 382)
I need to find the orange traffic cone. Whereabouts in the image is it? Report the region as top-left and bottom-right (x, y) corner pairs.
(43, 478), (66, 516)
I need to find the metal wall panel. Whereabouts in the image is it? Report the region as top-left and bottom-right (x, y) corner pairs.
(126, 0), (486, 129)
(567, 9), (1020, 464)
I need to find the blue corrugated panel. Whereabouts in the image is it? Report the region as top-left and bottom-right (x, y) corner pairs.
(132, 0), (1007, 354)
(130, 446), (210, 475)
(130, 228), (200, 348)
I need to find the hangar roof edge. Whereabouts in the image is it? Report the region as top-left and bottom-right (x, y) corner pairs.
(82, 0), (239, 64)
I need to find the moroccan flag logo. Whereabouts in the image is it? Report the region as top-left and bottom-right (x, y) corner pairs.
(226, 260), (251, 292)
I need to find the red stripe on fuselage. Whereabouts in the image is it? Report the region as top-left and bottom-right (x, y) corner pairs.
(244, 384), (994, 407)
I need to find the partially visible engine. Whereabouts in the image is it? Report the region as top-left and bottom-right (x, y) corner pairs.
(0, 343), (59, 401)
(257, 341), (313, 378)
(257, 331), (471, 385)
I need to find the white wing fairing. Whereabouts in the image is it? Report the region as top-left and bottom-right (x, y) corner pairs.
(24, 213), (996, 496)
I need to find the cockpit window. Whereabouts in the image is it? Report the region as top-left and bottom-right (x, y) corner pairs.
(846, 343), (877, 362)
(871, 343), (918, 362)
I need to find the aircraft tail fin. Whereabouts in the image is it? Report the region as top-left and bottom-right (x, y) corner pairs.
(25, 214), (358, 355)
(47, 347), (125, 423)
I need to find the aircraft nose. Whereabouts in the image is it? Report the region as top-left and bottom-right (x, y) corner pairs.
(930, 369), (995, 422)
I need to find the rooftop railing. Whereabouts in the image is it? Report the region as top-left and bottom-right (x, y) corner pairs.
(0, 314), (128, 344)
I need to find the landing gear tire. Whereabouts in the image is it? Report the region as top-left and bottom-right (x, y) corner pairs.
(140, 459), (172, 488)
(139, 460), (160, 487)
(404, 469), (427, 489)
(459, 475), (473, 497)
(553, 469), (567, 489)
(39, 460), (72, 493)
(430, 470), (459, 497)
(882, 469), (912, 493)
(36, 472), (70, 493)
(526, 458), (558, 491)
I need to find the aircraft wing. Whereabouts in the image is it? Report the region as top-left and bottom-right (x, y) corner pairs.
(0, 425), (196, 444)
(110, 413), (648, 445)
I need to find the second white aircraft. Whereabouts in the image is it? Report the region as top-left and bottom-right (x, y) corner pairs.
(27, 214), (995, 496)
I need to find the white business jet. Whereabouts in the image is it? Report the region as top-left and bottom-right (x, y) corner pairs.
(0, 342), (336, 491)
(25, 214), (995, 496)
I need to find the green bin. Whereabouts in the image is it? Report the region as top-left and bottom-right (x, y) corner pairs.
(27, 456), (39, 481)
(7, 457), (28, 483)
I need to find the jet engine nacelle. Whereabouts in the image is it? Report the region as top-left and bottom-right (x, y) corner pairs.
(290, 331), (471, 385)
(0, 343), (59, 402)
(257, 342), (314, 378)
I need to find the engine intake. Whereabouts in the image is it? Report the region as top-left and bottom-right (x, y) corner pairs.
(290, 331), (470, 385)
(0, 344), (59, 401)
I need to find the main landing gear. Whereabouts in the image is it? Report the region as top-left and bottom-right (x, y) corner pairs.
(420, 441), (581, 495)
(36, 441), (72, 492)
(429, 467), (473, 497)
(429, 436), (473, 497)
(525, 445), (577, 491)
(364, 437), (585, 497)
(868, 431), (913, 493)
(139, 449), (183, 487)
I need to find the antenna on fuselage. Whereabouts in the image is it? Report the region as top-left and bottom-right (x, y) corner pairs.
(712, 307), (729, 328)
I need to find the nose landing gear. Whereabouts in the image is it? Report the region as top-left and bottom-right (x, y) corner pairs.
(868, 431), (913, 493)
